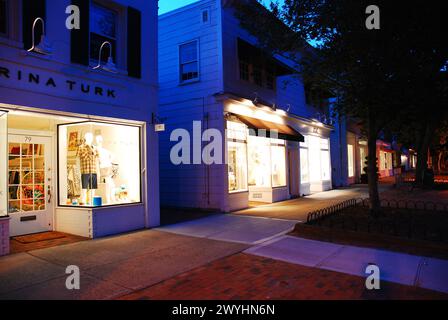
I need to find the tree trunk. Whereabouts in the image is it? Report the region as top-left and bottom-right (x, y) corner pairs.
(415, 124), (432, 185)
(367, 133), (381, 215)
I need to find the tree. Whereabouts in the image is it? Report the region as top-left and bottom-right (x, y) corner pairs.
(234, 0), (448, 213)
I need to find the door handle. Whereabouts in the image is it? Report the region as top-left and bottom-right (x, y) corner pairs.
(48, 187), (52, 204)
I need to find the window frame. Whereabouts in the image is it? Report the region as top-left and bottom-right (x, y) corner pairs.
(201, 8), (210, 25)
(178, 39), (200, 85)
(56, 120), (143, 209)
(89, 1), (126, 70)
(0, 0), (8, 37)
(226, 121), (249, 194)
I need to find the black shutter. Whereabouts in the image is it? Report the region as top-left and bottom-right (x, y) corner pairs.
(22, 0), (46, 50)
(127, 7), (142, 78)
(71, 0), (90, 66)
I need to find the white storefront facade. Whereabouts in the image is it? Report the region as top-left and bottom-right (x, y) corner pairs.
(0, 0), (159, 250)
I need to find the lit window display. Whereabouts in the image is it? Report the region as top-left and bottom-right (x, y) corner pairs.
(300, 148), (309, 183)
(248, 136), (272, 187)
(247, 136), (287, 188)
(359, 146), (367, 173)
(301, 135), (331, 183)
(227, 121), (248, 193)
(58, 121), (141, 207)
(347, 144), (354, 177)
(227, 121), (288, 192)
(271, 139), (287, 187)
(380, 151), (393, 171)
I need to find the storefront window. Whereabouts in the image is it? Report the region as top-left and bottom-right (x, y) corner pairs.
(359, 146), (367, 174)
(380, 151), (393, 171)
(303, 135), (331, 183)
(58, 121), (141, 207)
(300, 148), (309, 183)
(227, 121), (248, 193)
(248, 136), (271, 187)
(347, 144), (354, 177)
(271, 140), (287, 187)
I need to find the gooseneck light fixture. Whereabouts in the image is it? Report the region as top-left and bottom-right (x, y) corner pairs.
(27, 17), (53, 55)
(93, 41), (118, 73)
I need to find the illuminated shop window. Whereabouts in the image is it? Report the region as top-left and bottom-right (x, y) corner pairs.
(300, 148), (309, 183)
(227, 121), (248, 193)
(302, 135), (331, 183)
(248, 136), (287, 188)
(248, 136), (271, 187)
(58, 121), (141, 207)
(380, 151), (393, 171)
(271, 139), (287, 187)
(347, 144), (354, 178)
(359, 147), (367, 173)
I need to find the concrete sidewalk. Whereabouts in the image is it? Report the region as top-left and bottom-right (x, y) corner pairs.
(157, 214), (298, 245)
(0, 230), (247, 300)
(234, 186), (386, 221)
(245, 236), (448, 294)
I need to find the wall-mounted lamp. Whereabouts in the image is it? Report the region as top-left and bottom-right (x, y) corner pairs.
(27, 17), (53, 55)
(252, 92), (259, 106)
(93, 41), (118, 73)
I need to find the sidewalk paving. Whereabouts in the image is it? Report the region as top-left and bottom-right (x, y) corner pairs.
(245, 236), (448, 294)
(157, 214), (298, 245)
(0, 230), (247, 300)
(233, 185), (391, 221)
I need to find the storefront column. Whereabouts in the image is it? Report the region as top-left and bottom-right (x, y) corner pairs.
(145, 123), (160, 228)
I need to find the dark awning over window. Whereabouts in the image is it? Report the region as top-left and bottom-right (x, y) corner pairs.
(232, 114), (304, 142)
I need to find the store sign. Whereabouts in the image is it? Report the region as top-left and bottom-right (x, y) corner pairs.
(0, 63), (126, 106)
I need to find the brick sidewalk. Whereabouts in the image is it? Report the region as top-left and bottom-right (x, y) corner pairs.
(118, 253), (448, 300)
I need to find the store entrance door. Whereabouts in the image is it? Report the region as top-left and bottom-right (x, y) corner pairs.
(8, 134), (53, 236)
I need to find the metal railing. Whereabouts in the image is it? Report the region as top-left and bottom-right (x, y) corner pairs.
(306, 198), (448, 242)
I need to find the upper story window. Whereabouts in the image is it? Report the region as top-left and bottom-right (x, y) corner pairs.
(179, 40), (199, 83)
(237, 39), (288, 91)
(0, 0), (7, 36)
(90, 3), (117, 63)
(201, 9), (210, 24)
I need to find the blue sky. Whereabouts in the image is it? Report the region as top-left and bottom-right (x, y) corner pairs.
(159, 0), (283, 15)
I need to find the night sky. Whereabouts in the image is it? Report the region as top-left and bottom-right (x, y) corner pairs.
(159, 0), (283, 15)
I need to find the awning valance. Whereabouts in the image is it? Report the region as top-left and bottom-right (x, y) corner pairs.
(232, 114), (304, 142)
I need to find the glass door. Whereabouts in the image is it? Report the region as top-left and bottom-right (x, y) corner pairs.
(0, 111), (7, 217)
(8, 134), (53, 236)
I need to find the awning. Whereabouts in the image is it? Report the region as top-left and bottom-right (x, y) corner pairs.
(232, 114), (304, 142)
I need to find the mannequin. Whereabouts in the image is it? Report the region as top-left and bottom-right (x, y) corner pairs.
(77, 132), (99, 205)
(96, 135), (115, 204)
